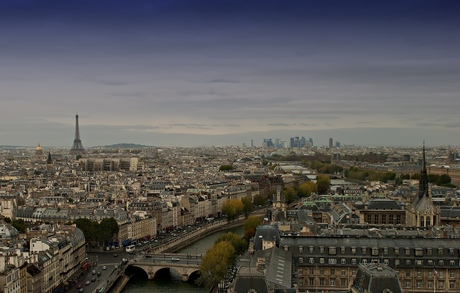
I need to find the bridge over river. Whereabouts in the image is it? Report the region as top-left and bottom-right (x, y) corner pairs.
(128, 253), (202, 282)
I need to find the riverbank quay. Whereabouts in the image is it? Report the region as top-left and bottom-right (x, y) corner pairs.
(105, 213), (257, 293)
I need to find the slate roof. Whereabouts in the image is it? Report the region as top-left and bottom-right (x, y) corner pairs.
(352, 263), (403, 293)
(367, 199), (402, 210)
(253, 225), (280, 251)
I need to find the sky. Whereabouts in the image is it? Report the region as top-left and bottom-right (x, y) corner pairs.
(1, 0), (459, 148)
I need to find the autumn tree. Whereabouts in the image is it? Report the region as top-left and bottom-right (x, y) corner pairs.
(316, 174), (330, 195)
(215, 232), (247, 255)
(241, 195), (253, 218)
(243, 216), (261, 240)
(219, 165), (234, 171)
(197, 241), (235, 288)
(221, 198), (244, 221)
(298, 181), (317, 197)
(283, 187), (298, 203)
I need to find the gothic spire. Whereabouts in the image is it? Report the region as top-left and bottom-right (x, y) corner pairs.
(418, 141), (429, 198)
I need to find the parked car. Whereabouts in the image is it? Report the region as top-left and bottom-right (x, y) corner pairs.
(85, 281), (91, 286)
(102, 266), (107, 270)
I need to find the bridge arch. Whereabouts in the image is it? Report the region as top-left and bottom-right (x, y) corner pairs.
(127, 264), (201, 282)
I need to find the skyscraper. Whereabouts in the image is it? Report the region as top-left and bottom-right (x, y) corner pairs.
(70, 113), (85, 154)
(329, 137), (333, 148)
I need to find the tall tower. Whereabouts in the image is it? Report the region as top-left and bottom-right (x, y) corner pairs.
(70, 113), (85, 154)
(418, 141), (428, 199)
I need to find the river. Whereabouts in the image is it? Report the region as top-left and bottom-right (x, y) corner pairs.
(121, 225), (244, 293)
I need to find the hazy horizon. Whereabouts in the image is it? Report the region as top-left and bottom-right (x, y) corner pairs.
(1, 0), (459, 148)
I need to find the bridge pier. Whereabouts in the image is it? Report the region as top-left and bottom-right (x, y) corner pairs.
(182, 274), (189, 282)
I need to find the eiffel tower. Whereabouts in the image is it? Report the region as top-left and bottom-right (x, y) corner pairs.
(70, 113), (85, 154)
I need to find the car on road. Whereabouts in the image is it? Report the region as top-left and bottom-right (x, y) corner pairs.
(91, 277), (96, 282)
(92, 270), (96, 275)
(171, 257), (180, 262)
(76, 284), (82, 289)
(79, 289), (84, 293)
(97, 271), (101, 276)
(85, 281), (91, 286)
(113, 253), (118, 257)
(102, 266), (107, 270)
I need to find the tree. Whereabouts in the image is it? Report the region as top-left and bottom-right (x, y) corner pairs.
(75, 218), (97, 242)
(221, 199), (244, 221)
(298, 181), (317, 197)
(283, 187), (298, 203)
(437, 174), (452, 186)
(316, 174), (330, 195)
(244, 216), (261, 233)
(241, 196), (253, 218)
(253, 194), (267, 206)
(197, 241), (235, 288)
(12, 219), (27, 233)
(219, 165), (234, 171)
(427, 174), (439, 184)
(98, 218), (119, 245)
(411, 173), (421, 180)
(243, 216), (261, 241)
(215, 232), (247, 255)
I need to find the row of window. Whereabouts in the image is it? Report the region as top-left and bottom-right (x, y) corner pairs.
(298, 256), (459, 267)
(297, 278), (348, 287)
(299, 268), (457, 279)
(405, 281), (455, 289)
(294, 245), (458, 257)
(365, 214), (403, 224)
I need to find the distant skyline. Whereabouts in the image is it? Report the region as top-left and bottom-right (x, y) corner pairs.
(1, 0), (460, 148)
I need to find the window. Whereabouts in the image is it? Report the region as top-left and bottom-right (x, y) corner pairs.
(395, 259), (400, 266)
(417, 281), (422, 288)
(439, 281), (444, 289)
(439, 271), (444, 278)
(417, 271), (422, 277)
(309, 246), (314, 253)
(405, 260), (411, 265)
(450, 282), (455, 289)
(299, 257), (303, 263)
(406, 281), (411, 288)
(396, 214), (401, 224)
(330, 279), (335, 286)
(415, 248), (423, 256)
(341, 258), (346, 265)
(450, 260), (455, 266)
(366, 215), (372, 223)
(298, 279), (303, 286)
(449, 248), (454, 256)
(395, 248), (399, 255)
(352, 270), (356, 276)
(416, 259), (423, 266)
(439, 248), (444, 256)
(298, 268), (304, 275)
(309, 278), (314, 286)
(329, 258), (337, 264)
(320, 258), (325, 264)
(341, 270), (346, 276)
(341, 246), (346, 254)
(310, 268), (314, 275)
(389, 214), (394, 223)
(309, 257), (314, 264)
(384, 259), (389, 265)
(352, 247), (356, 254)
(428, 271), (433, 277)
(362, 247), (367, 254)
(439, 260), (444, 266)
(320, 269), (324, 275)
(381, 214), (386, 223)
(427, 248), (432, 256)
(299, 246), (304, 253)
(320, 246), (325, 254)
(352, 259), (357, 265)
(330, 269), (335, 275)
(362, 259), (368, 264)
(405, 248), (411, 256)
(450, 272), (455, 278)
(428, 281), (433, 288)
(341, 279), (347, 287)
(372, 248), (378, 256)
(383, 247), (388, 255)
(428, 259), (433, 266)
(406, 271), (411, 277)
(329, 247), (336, 255)
(374, 214), (379, 223)
(319, 278), (325, 286)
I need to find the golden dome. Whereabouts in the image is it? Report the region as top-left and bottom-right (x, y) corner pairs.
(36, 143), (43, 151)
